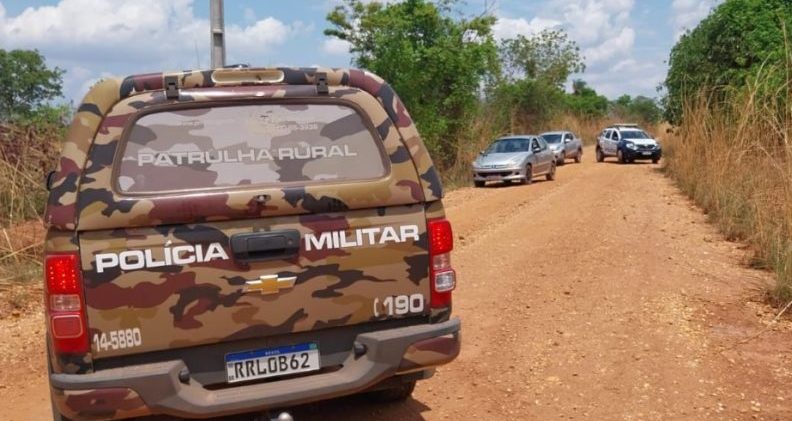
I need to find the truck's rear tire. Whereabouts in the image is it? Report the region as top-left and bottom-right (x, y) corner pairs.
(596, 148), (604, 162)
(368, 380), (416, 402)
(574, 149), (582, 163)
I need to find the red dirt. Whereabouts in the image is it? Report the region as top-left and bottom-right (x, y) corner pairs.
(2, 146), (791, 420)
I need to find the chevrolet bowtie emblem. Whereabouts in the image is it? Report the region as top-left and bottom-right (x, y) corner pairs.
(244, 275), (297, 295)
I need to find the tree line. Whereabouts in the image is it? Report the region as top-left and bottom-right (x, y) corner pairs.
(5, 0), (787, 154)
(664, 0), (791, 124)
(326, 0), (662, 168)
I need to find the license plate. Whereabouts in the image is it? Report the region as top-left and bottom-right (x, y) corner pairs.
(225, 343), (320, 383)
(486, 175), (500, 181)
(642, 152), (652, 156)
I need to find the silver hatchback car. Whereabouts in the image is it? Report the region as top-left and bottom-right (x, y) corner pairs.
(472, 135), (556, 187)
(540, 131), (583, 165)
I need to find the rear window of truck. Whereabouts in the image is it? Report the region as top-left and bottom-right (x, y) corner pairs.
(116, 103), (387, 193)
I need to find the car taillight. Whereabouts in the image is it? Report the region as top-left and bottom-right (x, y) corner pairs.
(45, 253), (89, 354)
(428, 218), (455, 308)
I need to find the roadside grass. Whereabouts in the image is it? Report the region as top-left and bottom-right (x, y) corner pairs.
(662, 75), (792, 305)
(0, 124), (58, 315)
(0, 124), (61, 226)
(0, 221), (45, 318)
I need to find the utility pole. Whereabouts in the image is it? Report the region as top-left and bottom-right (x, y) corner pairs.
(210, 0), (226, 68)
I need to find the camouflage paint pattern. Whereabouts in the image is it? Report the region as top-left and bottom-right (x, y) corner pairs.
(51, 387), (150, 420)
(45, 67), (454, 419)
(74, 85), (425, 231)
(80, 204), (431, 358)
(397, 333), (461, 374)
(46, 78), (122, 231)
(45, 68), (443, 231)
(118, 104), (387, 193)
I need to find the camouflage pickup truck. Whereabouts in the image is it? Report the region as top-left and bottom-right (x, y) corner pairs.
(43, 67), (460, 420)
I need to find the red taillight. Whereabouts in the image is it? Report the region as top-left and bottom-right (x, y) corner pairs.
(428, 219), (455, 308)
(45, 253), (89, 354)
(428, 219), (453, 255)
(46, 253), (80, 294)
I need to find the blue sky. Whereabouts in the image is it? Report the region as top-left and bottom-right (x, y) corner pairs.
(0, 0), (721, 104)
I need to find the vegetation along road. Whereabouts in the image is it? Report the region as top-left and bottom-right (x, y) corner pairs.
(3, 146), (791, 420)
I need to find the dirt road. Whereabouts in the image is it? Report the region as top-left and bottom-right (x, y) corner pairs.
(3, 146), (792, 420)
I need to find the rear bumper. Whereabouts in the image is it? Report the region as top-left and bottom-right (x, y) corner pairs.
(51, 318), (461, 420)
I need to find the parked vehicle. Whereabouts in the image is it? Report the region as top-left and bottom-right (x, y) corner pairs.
(595, 124), (662, 164)
(43, 67), (460, 420)
(472, 136), (556, 187)
(540, 131), (583, 165)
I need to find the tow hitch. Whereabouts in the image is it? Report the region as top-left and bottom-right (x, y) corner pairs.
(253, 411), (293, 421)
(273, 413), (294, 421)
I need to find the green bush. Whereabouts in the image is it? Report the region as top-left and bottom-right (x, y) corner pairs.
(664, 0), (792, 123)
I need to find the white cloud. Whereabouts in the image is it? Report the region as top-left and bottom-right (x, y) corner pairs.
(493, 16), (560, 39)
(322, 38), (351, 55)
(0, 0), (307, 101)
(583, 26), (635, 64)
(611, 58), (637, 72)
(2, 0), (192, 55)
(497, 0), (646, 97)
(498, 1), (637, 66)
(555, 0), (635, 64)
(671, 0), (722, 39)
(227, 17), (293, 60)
(0, 0), (296, 65)
(581, 55), (665, 97)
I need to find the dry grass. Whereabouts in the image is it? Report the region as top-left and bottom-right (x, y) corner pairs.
(0, 124), (61, 226)
(0, 124), (59, 304)
(662, 80), (792, 304)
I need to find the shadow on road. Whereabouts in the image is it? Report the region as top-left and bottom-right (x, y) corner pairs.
(207, 395), (431, 421)
(289, 394), (430, 420)
(599, 160), (659, 165)
(480, 178), (554, 188)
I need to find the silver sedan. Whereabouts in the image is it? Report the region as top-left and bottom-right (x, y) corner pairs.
(471, 136), (556, 187)
(540, 131), (583, 165)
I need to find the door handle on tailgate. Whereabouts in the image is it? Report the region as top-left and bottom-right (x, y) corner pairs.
(230, 230), (301, 262)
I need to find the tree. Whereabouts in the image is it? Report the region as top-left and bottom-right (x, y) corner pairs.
(490, 29), (585, 129)
(625, 96), (662, 124)
(0, 49), (64, 122)
(565, 79), (609, 118)
(325, 0), (500, 166)
(499, 30), (585, 87)
(664, 0), (792, 123)
(611, 94), (662, 124)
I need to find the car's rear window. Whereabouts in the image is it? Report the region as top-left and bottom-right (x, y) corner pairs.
(116, 103), (387, 193)
(541, 134), (562, 144)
